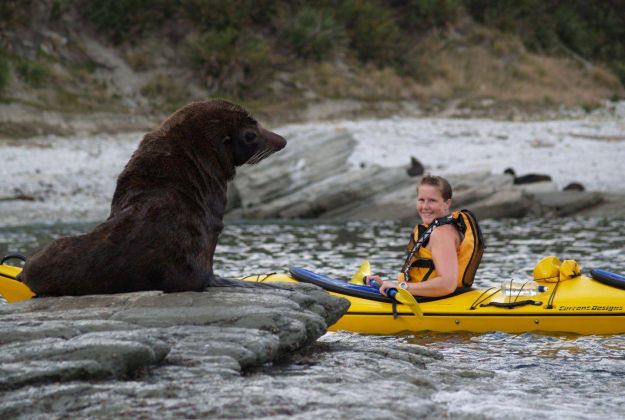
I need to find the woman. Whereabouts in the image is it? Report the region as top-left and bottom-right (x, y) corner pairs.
(369, 175), (483, 298)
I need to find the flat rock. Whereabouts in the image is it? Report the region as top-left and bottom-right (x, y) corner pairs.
(466, 188), (533, 219)
(529, 190), (604, 217)
(0, 284), (349, 391)
(229, 129), (357, 217)
(0, 332), (450, 419)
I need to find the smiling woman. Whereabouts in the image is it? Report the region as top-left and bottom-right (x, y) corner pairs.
(369, 175), (484, 298)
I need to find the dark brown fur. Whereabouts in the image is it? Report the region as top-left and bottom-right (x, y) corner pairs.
(20, 100), (286, 296)
(504, 168), (552, 185)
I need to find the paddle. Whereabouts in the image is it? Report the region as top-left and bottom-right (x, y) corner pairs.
(349, 260), (371, 284)
(388, 287), (424, 318)
(368, 277), (424, 319)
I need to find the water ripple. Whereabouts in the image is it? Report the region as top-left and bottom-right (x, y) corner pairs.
(2, 217), (625, 417)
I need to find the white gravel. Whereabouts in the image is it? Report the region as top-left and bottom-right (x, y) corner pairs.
(2, 109), (624, 226)
(280, 113), (625, 192)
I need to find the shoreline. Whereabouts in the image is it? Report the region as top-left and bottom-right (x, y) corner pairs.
(1, 107), (625, 227)
(2, 98), (625, 142)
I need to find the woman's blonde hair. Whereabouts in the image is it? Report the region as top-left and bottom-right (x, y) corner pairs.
(418, 175), (452, 200)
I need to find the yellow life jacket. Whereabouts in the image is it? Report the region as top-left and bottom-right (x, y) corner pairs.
(401, 209), (484, 288)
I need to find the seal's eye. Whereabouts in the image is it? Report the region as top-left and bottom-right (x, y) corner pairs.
(244, 131), (257, 143)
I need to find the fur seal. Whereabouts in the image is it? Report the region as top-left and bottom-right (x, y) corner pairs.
(20, 99), (286, 296)
(563, 182), (585, 191)
(406, 156), (425, 177)
(504, 168), (552, 184)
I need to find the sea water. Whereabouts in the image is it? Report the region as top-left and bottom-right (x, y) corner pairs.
(2, 217), (625, 418)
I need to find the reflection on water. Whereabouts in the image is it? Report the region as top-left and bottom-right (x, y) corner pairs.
(2, 217), (625, 418)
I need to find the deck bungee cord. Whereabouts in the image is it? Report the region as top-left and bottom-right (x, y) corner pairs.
(470, 287), (499, 310)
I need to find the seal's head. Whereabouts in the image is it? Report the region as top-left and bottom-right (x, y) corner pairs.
(223, 106), (286, 166)
(156, 99), (286, 179)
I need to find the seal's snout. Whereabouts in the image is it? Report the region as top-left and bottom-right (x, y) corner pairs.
(260, 126), (287, 151)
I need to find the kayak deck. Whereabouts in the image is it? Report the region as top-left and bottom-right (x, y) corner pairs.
(327, 277), (625, 335)
(265, 266), (625, 335)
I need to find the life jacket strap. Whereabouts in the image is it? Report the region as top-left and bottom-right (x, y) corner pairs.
(399, 219), (439, 282)
(409, 258), (435, 269)
(409, 258), (435, 281)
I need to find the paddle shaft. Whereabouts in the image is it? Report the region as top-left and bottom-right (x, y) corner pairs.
(368, 278), (398, 298)
(367, 278), (423, 318)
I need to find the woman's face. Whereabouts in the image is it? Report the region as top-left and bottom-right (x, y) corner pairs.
(416, 184), (451, 225)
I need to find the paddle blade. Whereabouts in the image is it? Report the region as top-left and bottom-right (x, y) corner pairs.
(349, 260), (371, 284)
(395, 288), (424, 318)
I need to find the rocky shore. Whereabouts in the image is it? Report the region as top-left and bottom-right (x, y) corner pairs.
(0, 285), (472, 418)
(0, 283), (352, 416)
(228, 127), (625, 221)
(2, 114), (625, 228)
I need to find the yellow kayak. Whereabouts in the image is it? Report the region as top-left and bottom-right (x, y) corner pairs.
(3, 259), (625, 335)
(243, 260), (625, 335)
(0, 263), (36, 303)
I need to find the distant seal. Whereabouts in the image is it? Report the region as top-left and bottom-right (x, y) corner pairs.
(406, 156), (425, 177)
(504, 168), (552, 184)
(20, 100), (286, 296)
(563, 182), (585, 191)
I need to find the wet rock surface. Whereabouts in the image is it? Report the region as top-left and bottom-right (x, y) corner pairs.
(0, 287), (479, 419)
(0, 283), (370, 417)
(0, 323), (461, 418)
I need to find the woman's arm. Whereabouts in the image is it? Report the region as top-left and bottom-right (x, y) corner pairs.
(378, 225), (460, 297)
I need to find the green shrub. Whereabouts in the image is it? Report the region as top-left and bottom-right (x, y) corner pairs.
(612, 62), (625, 86)
(51, 0), (73, 21)
(80, 0), (176, 44)
(17, 59), (49, 88)
(190, 29), (268, 71)
(181, 0), (276, 30)
(188, 28), (271, 96)
(189, 28), (240, 75)
(238, 34), (270, 68)
(0, 0), (33, 27)
(465, 1), (625, 58)
(335, 0), (403, 65)
(0, 53), (10, 94)
(393, 0), (464, 31)
(278, 6), (346, 60)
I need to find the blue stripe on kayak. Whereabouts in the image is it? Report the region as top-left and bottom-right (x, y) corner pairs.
(289, 267), (392, 302)
(289, 267), (474, 303)
(590, 268), (625, 290)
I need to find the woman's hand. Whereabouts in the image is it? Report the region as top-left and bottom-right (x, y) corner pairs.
(377, 280), (398, 297)
(364, 275), (382, 287)
(365, 275), (395, 296)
